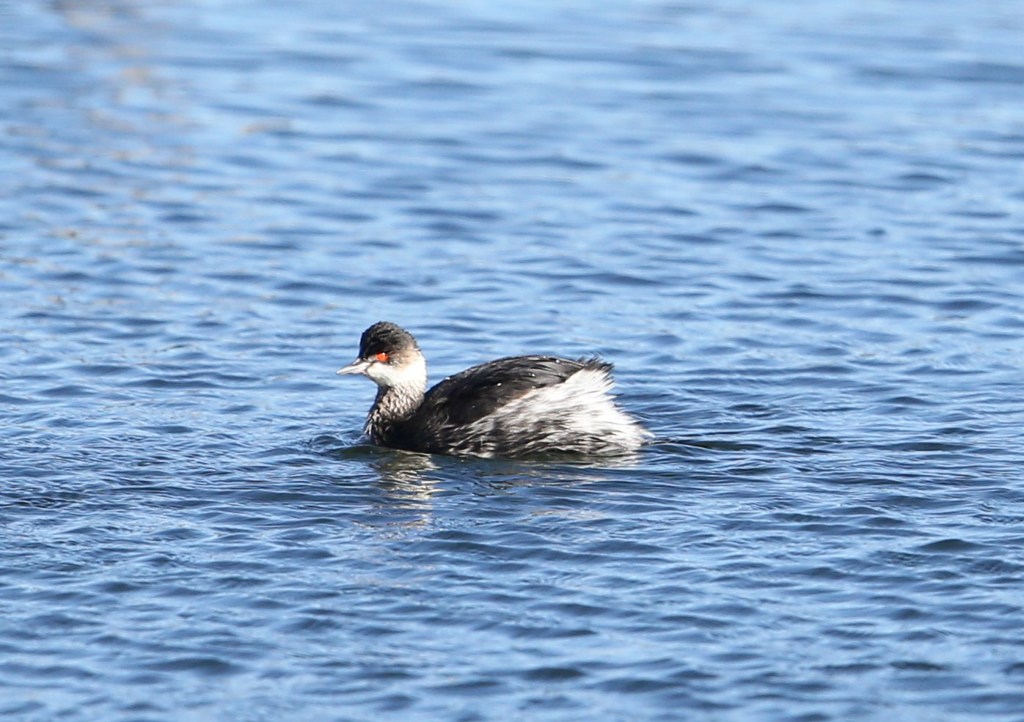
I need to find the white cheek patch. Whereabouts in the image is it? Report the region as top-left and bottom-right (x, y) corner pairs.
(365, 355), (427, 390)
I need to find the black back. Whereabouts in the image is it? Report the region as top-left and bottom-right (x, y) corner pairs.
(418, 355), (587, 427)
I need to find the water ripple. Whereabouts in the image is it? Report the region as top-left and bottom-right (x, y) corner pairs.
(2, 1), (1024, 721)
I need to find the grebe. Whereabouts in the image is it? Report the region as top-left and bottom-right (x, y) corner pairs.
(337, 322), (650, 458)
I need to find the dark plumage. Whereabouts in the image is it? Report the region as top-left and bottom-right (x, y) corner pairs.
(337, 322), (649, 458)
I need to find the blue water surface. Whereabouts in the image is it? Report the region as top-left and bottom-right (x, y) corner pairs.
(2, 1), (1024, 720)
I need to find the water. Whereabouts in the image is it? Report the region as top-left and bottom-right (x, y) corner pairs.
(3, 0), (1024, 719)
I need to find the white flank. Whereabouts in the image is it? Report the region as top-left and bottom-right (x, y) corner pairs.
(466, 366), (650, 453)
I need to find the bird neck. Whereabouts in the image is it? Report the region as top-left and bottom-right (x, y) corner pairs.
(367, 381), (425, 434)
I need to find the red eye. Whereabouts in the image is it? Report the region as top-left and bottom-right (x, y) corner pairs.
(374, 352), (389, 363)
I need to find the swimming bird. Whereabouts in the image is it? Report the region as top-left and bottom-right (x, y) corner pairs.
(337, 321), (650, 458)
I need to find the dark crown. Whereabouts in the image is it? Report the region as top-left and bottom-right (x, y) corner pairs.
(359, 321), (419, 359)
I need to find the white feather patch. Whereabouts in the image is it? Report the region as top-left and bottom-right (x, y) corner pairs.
(464, 366), (650, 454)
(365, 354), (427, 392)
